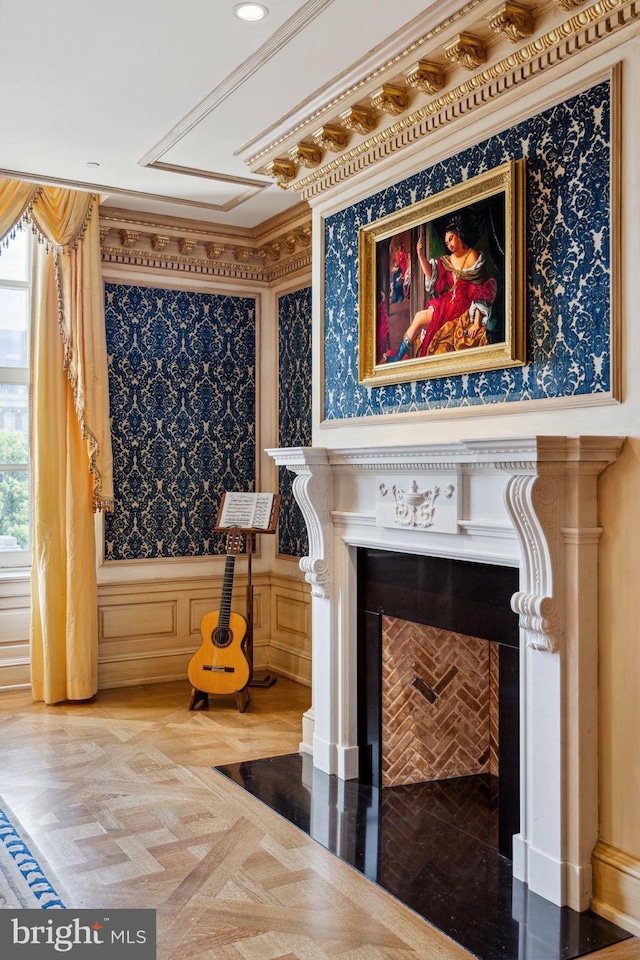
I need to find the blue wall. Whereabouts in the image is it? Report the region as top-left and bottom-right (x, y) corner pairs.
(277, 286), (312, 558)
(323, 80), (611, 419)
(104, 284), (257, 560)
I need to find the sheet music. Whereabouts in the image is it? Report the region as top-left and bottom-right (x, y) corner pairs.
(218, 492), (275, 530)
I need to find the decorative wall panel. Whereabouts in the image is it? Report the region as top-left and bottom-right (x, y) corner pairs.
(104, 284), (256, 560)
(277, 287), (312, 557)
(323, 81), (611, 419)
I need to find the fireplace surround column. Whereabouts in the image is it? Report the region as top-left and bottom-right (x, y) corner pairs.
(267, 436), (623, 911)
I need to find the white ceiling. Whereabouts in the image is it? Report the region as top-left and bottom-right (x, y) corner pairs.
(0, 0), (438, 229)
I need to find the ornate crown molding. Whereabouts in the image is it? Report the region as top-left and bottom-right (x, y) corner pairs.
(119, 230), (139, 248)
(405, 60), (448, 95)
(444, 32), (488, 69)
(340, 105), (379, 136)
(313, 124), (350, 152)
(370, 83), (411, 115)
(488, 2), (535, 41)
(264, 159), (298, 189)
(100, 206), (312, 283)
(289, 143), (324, 168)
(287, 0), (635, 199)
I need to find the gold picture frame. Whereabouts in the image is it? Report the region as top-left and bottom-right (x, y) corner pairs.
(358, 159), (526, 385)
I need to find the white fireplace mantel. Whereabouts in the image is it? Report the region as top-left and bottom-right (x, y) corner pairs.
(267, 436), (623, 912)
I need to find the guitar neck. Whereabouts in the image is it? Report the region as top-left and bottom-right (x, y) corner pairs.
(219, 554), (236, 628)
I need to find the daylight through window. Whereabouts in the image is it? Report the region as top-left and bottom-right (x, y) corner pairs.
(0, 229), (31, 565)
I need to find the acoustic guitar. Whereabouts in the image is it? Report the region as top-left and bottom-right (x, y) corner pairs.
(188, 531), (251, 696)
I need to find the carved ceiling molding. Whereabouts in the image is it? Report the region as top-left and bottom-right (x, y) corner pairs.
(289, 142), (324, 168)
(370, 84), (411, 115)
(100, 213), (312, 283)
(488, 2), (535, 42)
(444, 32), (488, 70)
(405, 60), (448, 95)
(287, 0), (632, 199)
(340, 105), (379, 136)
(240, 0), (489, 169)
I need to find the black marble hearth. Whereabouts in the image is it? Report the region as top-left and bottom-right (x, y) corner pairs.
(215, 753), (632, 960)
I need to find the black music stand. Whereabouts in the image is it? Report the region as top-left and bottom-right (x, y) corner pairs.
(215, 492), (281, 690)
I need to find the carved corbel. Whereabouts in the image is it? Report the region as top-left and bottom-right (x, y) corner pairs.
(370, 84), (410, 116)
(289, 142), (324, 168)
(280, 234), (298, 254)
(256, 242), (280, 262)
(444, 33), (487, 70)
(264, 158), (297, 189)
(488, 2), (534, 42)
(313, 124), (350, 153)
(266, 447), (333, 598)
(340, 105), (379, 136)
(405, 60), (447, 95)
(119, 230), (139, 248)
(151, 235), (170, 252)
(553, 0), (585, 8)
(99, 227), (110, 245)
(233, 247), (253, 263)
(504, 474), (560, 652)
(178, 238), (197, 256)
(205, 242), (225, 259)
(292, 227), (311, 246)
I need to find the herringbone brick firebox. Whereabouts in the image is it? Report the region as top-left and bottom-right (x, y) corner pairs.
(381, 617), (500, 787)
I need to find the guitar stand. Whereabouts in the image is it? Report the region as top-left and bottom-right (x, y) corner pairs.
(189, 686), (250, 713)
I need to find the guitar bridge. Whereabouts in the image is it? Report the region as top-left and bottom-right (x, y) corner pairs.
(203, 665), (235, 673)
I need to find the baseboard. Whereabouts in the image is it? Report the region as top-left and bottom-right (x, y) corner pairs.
(592, 840), (640, 935)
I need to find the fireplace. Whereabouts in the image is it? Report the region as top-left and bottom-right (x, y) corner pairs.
(267, 436), (623, 911)
(357, 547), (520, 860)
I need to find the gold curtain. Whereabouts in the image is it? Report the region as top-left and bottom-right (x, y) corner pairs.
(0, 178), (113, 703)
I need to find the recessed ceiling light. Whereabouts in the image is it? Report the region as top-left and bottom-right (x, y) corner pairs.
(234, 3), (268, 21)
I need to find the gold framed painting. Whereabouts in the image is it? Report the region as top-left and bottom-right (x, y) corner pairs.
(358, 159), (526, 385)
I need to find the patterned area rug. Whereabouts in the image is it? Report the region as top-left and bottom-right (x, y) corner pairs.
(0, 798), (65, 909)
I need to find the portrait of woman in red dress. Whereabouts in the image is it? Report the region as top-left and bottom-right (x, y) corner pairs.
(381, 215), (499, 363)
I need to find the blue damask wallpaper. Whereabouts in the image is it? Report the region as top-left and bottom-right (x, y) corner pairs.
(104, 284), (256, 560)
(324, 81), (611, 418)
(277, 287), (312, 557)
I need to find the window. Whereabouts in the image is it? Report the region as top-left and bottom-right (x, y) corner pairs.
(0, 230), (31, 567)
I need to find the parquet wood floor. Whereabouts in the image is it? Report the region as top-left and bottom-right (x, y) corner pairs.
(0, 678), (637, 960)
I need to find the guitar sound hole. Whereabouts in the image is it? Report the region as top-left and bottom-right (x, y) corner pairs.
(214, 628), (232, 648)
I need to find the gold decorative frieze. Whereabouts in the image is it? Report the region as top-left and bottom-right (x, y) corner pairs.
(488, 2), (534, 41)
(292, 226), (311, 245)
(289, 0), (632, 201)
(313, 124), (350, 153)
(405, 60), (447, 95)
(100, 204), (311, 282)
(178, 238), (197, 256)
(444, 33), (487, 70)
(264, 158), (297, 189)
(280, 234), (297, 255)
(289, 142), (323, 168)
(257, 242), (281, 262)
(151, 235), (170, 252)
(340, 105), (379, 136)
(119, 230), (139, 248)
(370, 84), (410, 116)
